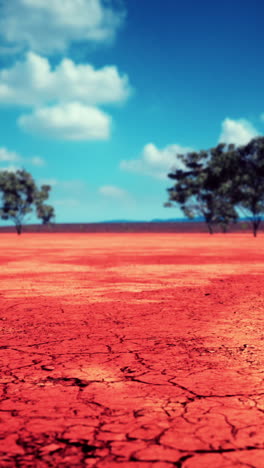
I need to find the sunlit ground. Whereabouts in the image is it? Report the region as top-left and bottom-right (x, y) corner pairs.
(0, 233), (264, 467)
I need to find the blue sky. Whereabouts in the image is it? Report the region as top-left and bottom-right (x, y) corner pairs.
(0, 0), (263, 223)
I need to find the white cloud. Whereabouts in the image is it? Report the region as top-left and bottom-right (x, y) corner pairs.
(259, 113), (264, 124)
(30, 156), (45, 166)
(0, 147), (45, 168)
(0, 52), (130, 107)
(219, 118), (258, 146)
(53, 198), (81, 208)
(99, 185), (129, 198)
(0, 165), (20, 173)
(0, 52), (130, 140)
(39, 178), (59, 187)
(39, 178), (89, 200)
(19, 102), (111, 140)
(0, 147), (20, 162)
(0, 0), (125, 55)
(120, 118), (260, 183)
(59, 180), (87, 191)
(120, 143), (192, 179)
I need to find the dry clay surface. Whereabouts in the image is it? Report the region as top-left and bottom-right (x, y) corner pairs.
(1, 233), (264, 467)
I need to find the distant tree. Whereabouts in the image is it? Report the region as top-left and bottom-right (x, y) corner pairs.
(36, 203), (55, 225)
(35, 184), (55, 224)
(0, 169), (55, 234)
(166, 147), (237, 233)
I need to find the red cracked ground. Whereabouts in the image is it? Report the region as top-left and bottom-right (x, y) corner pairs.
(0, 232), (264, 468)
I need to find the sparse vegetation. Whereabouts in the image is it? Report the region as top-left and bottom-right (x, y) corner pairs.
(0, 169), (55, 234)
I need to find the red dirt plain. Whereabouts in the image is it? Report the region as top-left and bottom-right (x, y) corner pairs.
(0, 233), (264, 468)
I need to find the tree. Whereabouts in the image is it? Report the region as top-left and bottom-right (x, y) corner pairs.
(35, 184), (55, 224)
(206, 143), (238, 232)
(0, 169), (55, 234)
(230, 137), (264, 236)
(36, 203), (55, 224)
(166, 146), (237, 233)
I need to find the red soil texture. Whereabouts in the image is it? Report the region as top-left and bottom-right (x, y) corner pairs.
(0, 233), (264, 468)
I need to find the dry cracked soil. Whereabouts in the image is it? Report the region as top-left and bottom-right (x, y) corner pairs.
(0, 233), (264, 467)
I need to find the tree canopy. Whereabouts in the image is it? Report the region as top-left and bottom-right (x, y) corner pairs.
(0, 169), (55, 234)
(166, 137), (264, 236)
(231, 137), (264, 236)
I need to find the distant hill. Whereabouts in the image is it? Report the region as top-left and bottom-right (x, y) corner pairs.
(101, 216), (253, 224)
(150, 217), (204, 223)
(101, 218), (203, 223)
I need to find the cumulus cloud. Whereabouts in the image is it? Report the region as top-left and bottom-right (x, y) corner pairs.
(53, 198), (82, 209)
(0, 147), (20, 162)
(0, 146), (45, 168)
(30, 156), (45, 167)
(259, 113), (264, 124)
(120, 118), (262, 184)
(0, 0), (125, 55)
(219, 118), (259, 146)
(0, 165), (20, 173)
(99, 185), (129, 198)
(38, 179), (89, 208)
(120, 143), (193, 179)
(19, 102), (111, 140)
(0, 52), (130, 107)
(0, 52), (130, 140)
(39, 178), (88, 195)
(38, 178), (59, 187)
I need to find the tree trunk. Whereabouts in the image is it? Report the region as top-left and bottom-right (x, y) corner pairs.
(15, 224), (22, 235)
(252, 218), (261, 237)
(207, 222), (214, 234)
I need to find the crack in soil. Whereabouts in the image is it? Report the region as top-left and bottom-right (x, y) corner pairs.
(1, 233), (264, 466)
